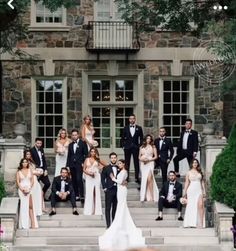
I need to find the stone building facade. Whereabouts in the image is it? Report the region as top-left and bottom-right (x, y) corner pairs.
(2, 0), (233, 166)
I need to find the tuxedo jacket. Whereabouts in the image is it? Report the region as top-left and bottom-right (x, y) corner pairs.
(122, 125), (144, 150)
(51, 176), (74, 194)
(66, 139), (88, 169)
(159, 181), (182, 200)
(101, 164), (119, 190)
(154, 137), (174, 162)
(30, 146), (47, 170)
(177, 129), (198, 155)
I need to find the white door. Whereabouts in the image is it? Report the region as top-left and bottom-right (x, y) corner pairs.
(93, 0), (132, 48)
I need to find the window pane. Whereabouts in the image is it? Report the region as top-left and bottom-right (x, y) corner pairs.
(164, 93), (171, 102)
(164, 81), (171, 91)
(173, 81), (180, 91)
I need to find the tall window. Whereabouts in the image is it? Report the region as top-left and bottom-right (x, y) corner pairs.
(33, 79), (66, 149)
(159, 79), (194, 146)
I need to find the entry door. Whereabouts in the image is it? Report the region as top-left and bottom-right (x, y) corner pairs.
(91, 106), (134, 155)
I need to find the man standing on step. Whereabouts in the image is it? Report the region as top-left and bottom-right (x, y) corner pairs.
(66, 129), (88, 204)
(154, 127), (174, 184)
(122, 114), (143, 183)
(156, 171), (183, 221)
(173, 118), (199, 177)
(49, 167), (79, 216)
(30, 138), (51, 201)
(101, 152), (118, 228)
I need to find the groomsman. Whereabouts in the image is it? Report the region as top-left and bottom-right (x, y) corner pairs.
(173, 119), (199, 177)
(122, 114), (143, 183)
(66, 129), (88, 203)
(101, 152), (118, 228)
(156, 171), (183, 221)
(30, 138), (51, 200)
(49, 167), (78, 216)
(154, 127), (174, 184)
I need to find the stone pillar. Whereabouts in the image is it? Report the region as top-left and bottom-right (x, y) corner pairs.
(201, 135), (227, 181)
(0, 125), (26, 196)
(214, 201), (235, 244)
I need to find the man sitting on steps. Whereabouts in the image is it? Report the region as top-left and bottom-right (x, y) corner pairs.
(49, 167), (79, 216)
(156, 171), (183, 221)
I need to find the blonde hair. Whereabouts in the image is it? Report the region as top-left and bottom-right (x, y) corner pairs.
(57, 128), (69, 141)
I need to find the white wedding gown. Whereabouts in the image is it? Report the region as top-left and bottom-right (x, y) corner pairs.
(183, 171), (205, 228)
(83, 159), (102, 215)
(99, 170), (145, 250)
(140, 145), (159, 202)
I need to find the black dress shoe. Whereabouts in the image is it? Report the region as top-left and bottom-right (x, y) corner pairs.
(80, 198), (85, 204)
(76, 197), (80, 201)
(49, 211), (56, 216)
(155, 216), (163, 221)
(73, 210), (79, 215)
(135, 179), (140, 184)
(44, 198), (50, 202)
(178, 216), (184, 221)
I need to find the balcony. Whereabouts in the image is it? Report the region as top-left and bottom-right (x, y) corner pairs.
(86, 21), (140, 60)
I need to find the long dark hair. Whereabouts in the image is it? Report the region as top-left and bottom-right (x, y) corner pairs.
(118, 159), (127, 170)
(190, 158), (204, 180)
(141, 134), (154, 148)
(18, 158), (29, 170)
(88, 147), (100, 162)
(23, 150), (36, 165)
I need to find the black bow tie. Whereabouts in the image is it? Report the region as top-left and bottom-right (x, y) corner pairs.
(160, 137), (164, 140)
(169, 182), (175, 185)
(74, 141), (77, 144)
(185, 130), (190, 133)
(130, 125), (135, 128)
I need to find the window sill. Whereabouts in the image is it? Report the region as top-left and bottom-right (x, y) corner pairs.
(28, 26), (71, 32)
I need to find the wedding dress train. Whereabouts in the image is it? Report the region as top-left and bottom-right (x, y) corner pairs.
(99, 170), (145, 250)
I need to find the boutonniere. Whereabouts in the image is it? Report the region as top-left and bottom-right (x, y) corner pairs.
(76, 144), (80, 149)
(135, 128), (138, 131)
(189, 133), (192, 135)
(65, 182), (68, 185)
(173, 188), (176, 190)
(41, 153), (44, 156)
(163, 142), (166, 145)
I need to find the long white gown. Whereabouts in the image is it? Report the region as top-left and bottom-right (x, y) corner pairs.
(29, 162), (43, 216)
(139, 145), (159, 202)
(83, 159), (102, 215)
(183, 171), (205, 228)
(54, 140), (70, 176)
(18, 170), (38, 229)
(99, 170), (146, 250)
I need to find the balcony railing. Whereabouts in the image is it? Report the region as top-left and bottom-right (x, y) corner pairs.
(86, 21), (140, 55)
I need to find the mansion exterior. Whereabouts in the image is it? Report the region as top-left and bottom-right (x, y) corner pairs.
(2, 0), (236, 162)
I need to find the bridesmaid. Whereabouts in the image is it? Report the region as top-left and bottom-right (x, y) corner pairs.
(81, 115), (98, 151)
(54, 128), (71, 177)
(139, 134), (159, 202)
(16, 158), (38, 229)
(83, 147), (107, 215)
(24, 150), (45, 215)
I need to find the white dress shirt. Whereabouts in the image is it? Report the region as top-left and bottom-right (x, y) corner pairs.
(167, 182), (175, 200)
(36, 147), (43, 167)
(73, 140), (79, 153)
(130, 124), (135, 137)
(182, 131), (190, 150)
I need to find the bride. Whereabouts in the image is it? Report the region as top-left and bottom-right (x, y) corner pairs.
(99, 159), (145, 250)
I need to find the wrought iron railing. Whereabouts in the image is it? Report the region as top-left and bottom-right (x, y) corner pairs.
(86, 21), (140, 51)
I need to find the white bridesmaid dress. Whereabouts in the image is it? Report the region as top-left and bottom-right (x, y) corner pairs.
(18, 170), (38, 229)
(139, 145), (159, 202)
(83, 159), (102, 215)
(99, 170), (145, 250)
(184, 171), (205, 228)
(54, 140), (70, 176)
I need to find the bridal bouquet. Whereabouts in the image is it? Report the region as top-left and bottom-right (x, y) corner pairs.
(89, 140), (99, 147)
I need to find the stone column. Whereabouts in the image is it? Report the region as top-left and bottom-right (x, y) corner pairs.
(200, 135), (227, 181)
(0, 124), (26, 196)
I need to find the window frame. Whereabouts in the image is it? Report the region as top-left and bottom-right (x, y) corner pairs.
(159, 77), (195, 145)
(30, 0), (69, 31)
(31, 77), (68, 152)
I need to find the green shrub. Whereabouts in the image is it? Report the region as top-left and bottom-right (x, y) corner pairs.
(0, 176), (6, 203)
(210, 124), (236, 210)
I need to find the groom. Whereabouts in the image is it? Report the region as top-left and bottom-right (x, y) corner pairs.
(101, 152), (119, 228)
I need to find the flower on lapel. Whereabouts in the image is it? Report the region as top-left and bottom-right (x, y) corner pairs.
(173, 187), (176, 190)
(136, 128), (139, 131)
(163, 142), (166, 145)
(65, 182), (68, 185)
(76, 144), (80, 149)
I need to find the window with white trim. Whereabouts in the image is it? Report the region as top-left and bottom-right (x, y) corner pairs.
(159, 79), (194, 146)
(32, 79), (67, 149)
(31, 0), (67, 27)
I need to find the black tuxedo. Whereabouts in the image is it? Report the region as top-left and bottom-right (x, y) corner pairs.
(154, 137), (174, 183)
(122, 124), (143, 181)
(66, 139), (88, 199)
(101, 164), (119, 228)
(51, 176), (76, 208)
(173, 129), (199, 173)
(158, 180), (183, 212)
(30, 146), (51, 195)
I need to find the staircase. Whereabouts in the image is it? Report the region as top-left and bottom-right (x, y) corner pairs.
(10, 174), (222, 251)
